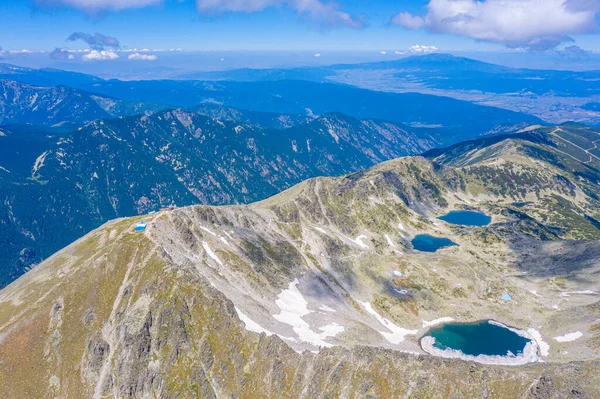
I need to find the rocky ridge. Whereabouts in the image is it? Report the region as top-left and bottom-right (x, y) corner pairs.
(1, 129), (600, 397)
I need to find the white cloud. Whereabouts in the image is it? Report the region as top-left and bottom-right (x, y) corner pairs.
(50, 48), (76, 60)
(392, 12), (425, 29)
(380, 50), (387, 55)
(36, 0), (161, 12)
(392, 0), (600, 50)
(82, 50), (119, 61)
(196, 0), (364, 28)
(313, 53), (321, 57)
(128, 52), (158, 61)
(8, 49), (34, 54)
(394, 45), (439, 55)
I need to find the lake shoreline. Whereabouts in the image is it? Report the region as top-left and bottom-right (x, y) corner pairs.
(419, 319), (541, 366)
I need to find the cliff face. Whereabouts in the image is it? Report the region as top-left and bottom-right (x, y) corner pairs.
(2, 133), (600, 398)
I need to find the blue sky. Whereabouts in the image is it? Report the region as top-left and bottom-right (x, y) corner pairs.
(0, 0), (598, 52)
(1, 0), (600, 72)
(0, 1), (469, 52)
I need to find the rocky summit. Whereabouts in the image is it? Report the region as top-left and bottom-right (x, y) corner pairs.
(1, 126), (600, 398)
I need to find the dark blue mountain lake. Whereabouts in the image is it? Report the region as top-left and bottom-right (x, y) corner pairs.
(438, 210), (491, 226)
(420, 320), (537, 365)
(512, 201), (533, 208)
(411, 234), (457, 252)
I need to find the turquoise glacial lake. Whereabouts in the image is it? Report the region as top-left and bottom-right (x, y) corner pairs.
(423, 320), (531, 357)
(438, 210), (491, 226)
(411, 234), (457, 252)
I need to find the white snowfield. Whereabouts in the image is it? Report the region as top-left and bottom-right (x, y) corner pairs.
(359, 301), (418, 344)
(313, 226), (327, 234)
(235, 307), (273, 336)
(202, 241), (223, 266)
(272, 279), (344, 348)
(560, 290), (599, 297)
(353, 235), (369, 249)
(319, 304), (336, 313)
(554, 331), (583, 342)
(527, 328), (550, 357)
(422, 317), (454, 328)
(385, 234), (395, 247)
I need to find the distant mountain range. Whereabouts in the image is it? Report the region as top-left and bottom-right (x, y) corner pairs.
(0, 80), (165, 128)
(0, 58), (583, 288)
(0, 62), (542, 142)
(177, 53), (600, 126)
(0, 63), (103, 87)
(180, 53), (600, 98)
(0, 109), (443, 287)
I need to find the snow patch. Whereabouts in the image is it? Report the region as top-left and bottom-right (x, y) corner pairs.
(354, 235), (369, 249)
(202, 241), (223, 266)
(422, 317), (454, 328)
(393, 270), (403, 277)
(560, 290), (598, 297)
(32, 151), (48, 174)
(384, 234), (395, 247)
(235, 307), (273, 336)
(359, 301), (417, 344)
(273, 279), (343, 347)
(527, 328), (550, 357)
(554, 331), (583, 342)
(421, 336), (539, 366)
(220, 229), (234, 240)
(319, 305), (336, 312)
(200, 226), (217, 236)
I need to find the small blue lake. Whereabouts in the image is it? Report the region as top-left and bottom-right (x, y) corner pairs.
(512, 202), (533, 208)
(438, 210), (491, 226)
(423, 320), (531, 358)
(411, 234), (457, 252)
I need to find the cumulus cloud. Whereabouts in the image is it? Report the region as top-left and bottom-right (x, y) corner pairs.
(128, 52), (158, 61)
(67, 32), (120, 50)
(50, 48), (75, 60)
(395, 45), (439, 55)
(8, 49), (34, 54)
(35, 0), (161, 13)
(37, 0), (361, 28)
(82, 50), (119, 61)
(557, 44), (590, 60)
(196, 0), (364, 28)
(392, 12), (425, 30)
(392, 0), (600, 50)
